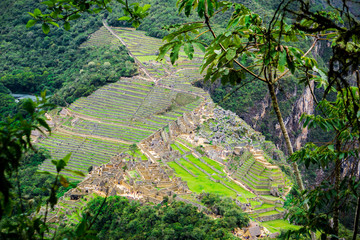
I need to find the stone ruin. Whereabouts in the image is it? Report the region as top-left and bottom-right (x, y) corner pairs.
(65, 156), (190, 204)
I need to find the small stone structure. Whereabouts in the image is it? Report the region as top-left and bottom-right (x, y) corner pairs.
(65, 156), (190, 204)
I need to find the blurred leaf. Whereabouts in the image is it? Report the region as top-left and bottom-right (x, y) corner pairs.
(26, 19), (37, 28)
(60, 175), (69, 188)
(42, 23), (50, 34)
(64, 22), (70, 31)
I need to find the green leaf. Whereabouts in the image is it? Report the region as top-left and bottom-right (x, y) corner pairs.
(28, 12), (35, 18)
(157, 42), (174, 60)
(64, 22), (70, 31)
(142, 4), (151, 12)
(23, 100), (35, 114)
(69, 14), (81, 21)
(62, 153), (72, 164)
(36, 170), (52, 175)
(41, 1), (54, 7)
(56, 159), (67, 173)
(48, 21), (59, 28)
(327, 145), (334, 152)
(26, 19), (37, 28)
(197, 0), (205, 18)
(42, 23), (50, 34)
(207, 0), (214, 16)
(51, 160), (57, 166)
(185, 0), (194, 17)
(194, 42), (205, 53)
(37, 118), (51, 132)
(170, 42), (182, 65)
(278, 51), (287, 72)
(286, 56), (295, 74)
(226, 48), (236, 61)
(34, 8), (41, 16)
(118, 16), (131, 21)
(184, 42), (194, 60)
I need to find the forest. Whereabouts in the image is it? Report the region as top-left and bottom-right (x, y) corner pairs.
(0, 0), (360, 239)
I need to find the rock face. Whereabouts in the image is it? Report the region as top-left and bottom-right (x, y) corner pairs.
(205, 77), (316, 154)
(249, 226), (261, 238)
(288, 81), (315, 150)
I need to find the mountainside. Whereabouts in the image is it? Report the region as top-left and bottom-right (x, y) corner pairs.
(0, 0), (323, 151)
(35, 23), (298, 237)
(37, 25), (205, 180)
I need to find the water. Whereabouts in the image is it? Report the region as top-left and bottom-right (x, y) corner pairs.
(11, 94), (37, 102)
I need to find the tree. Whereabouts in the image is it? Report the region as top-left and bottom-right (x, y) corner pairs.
(128, 143), (139, 158)
(25, 0), (360, 238)
(156, 2), (317, 230)
(25, 0), (151, 34)
(281, 1), (360, 238)
(28, 0), (315, 230)
(0, 92), (88, 238)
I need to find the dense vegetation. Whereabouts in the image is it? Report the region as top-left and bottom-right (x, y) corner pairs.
(1, 0), (359, 239)
(0, 0), (137, 118)
(59, 195), (248, 239)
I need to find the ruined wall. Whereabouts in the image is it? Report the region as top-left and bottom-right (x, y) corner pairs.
(139, 99), (213, 161)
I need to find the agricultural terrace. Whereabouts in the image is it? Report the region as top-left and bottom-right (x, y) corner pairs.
(80, 27), (122, 48)
(37, 132), (128, 180)
(112, 28), (206, 94)
(67, 77), (203, 129)
(37, 25), (298, 233)
(38, 26), (206, 180)
(166, 138), (292, 228)
(168, 141), (256, 202)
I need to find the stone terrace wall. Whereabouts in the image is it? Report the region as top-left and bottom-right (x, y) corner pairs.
(139, 99), (214, 159)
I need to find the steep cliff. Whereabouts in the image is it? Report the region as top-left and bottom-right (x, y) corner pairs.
(198, 78), (315, 154)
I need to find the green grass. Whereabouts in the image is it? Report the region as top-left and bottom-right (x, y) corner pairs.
(258, 210), (280, 217)
(177, 138), (196, 149)
(202, 156), (224, 172)
(260, 220), (301, 233)
(254, 203), (275, 210)
(176, 141), (191, 152)
(186, 155), (217, 175)
(249, 200), (261, 207)
(136, 55), (157, 62)
(222, 178), (256, 198)
(178, 158), (203, 176)
(167, 161), (238, 197)
(261, 195), (282, 201)
(171, 144), (184, 154)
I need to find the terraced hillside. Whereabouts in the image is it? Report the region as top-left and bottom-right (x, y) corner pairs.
(233, 148), (291, 196)
(111, 27), (206, 95)
(166, 138), (290, 224)
(39, 23), (298, 234)
(168, 140), (257, 201)
(38, 25), (207, 180)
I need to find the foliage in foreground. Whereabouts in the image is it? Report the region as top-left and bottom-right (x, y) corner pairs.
(59, 195), (247, 240)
